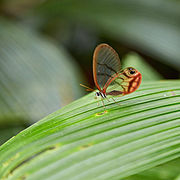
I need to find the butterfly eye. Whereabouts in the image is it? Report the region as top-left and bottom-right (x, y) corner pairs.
(130, 70), (136, 75)
(127, 67), (136, 75)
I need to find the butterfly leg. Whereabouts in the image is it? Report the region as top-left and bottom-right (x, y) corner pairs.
(111, 97), (120, 106)
(97, 100), (100, 106)
(101, 98), (106, 110)
(106, 97), (110, 102)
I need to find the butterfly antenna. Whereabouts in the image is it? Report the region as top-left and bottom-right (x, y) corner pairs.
(80, 84), (95, 92)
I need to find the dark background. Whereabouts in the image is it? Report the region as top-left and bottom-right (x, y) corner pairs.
(0, 0), (179, 144)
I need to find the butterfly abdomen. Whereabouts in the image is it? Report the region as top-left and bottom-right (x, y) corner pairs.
(106, 90), (123, 96)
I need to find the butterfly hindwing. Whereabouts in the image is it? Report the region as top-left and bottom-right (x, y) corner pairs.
(105, 69), (142, 96)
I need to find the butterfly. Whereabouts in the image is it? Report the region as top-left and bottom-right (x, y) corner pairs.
(81, 43), (142, 108)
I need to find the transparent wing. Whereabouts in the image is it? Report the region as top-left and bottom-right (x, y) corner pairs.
(93, 44), (121, 91)
(105, 72), (129, 96)
(105, 70), (142, 96)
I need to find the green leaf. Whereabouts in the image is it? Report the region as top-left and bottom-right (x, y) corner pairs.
(37, 0), (180, 70)
(0, 18), (83, 124)
(176, 174), (180, 180)
(127, 158), (180, 180)
(0, 80), (180, 180)
(122, 52), (163, 81)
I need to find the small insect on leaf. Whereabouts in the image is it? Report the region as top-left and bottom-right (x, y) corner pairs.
(81, 43), (142, 109)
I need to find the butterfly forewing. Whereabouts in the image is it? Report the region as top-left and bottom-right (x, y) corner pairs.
(93, 44), (121, 91)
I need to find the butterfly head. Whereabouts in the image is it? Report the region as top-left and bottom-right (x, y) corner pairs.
(123, 67), (139, 77)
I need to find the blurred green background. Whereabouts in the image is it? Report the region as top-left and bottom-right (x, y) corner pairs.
(0, 0), (179, 179)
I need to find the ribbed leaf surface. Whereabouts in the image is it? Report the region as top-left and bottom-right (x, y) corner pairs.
(0, 80), (179, 180)
(0, 18), (83, 124)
